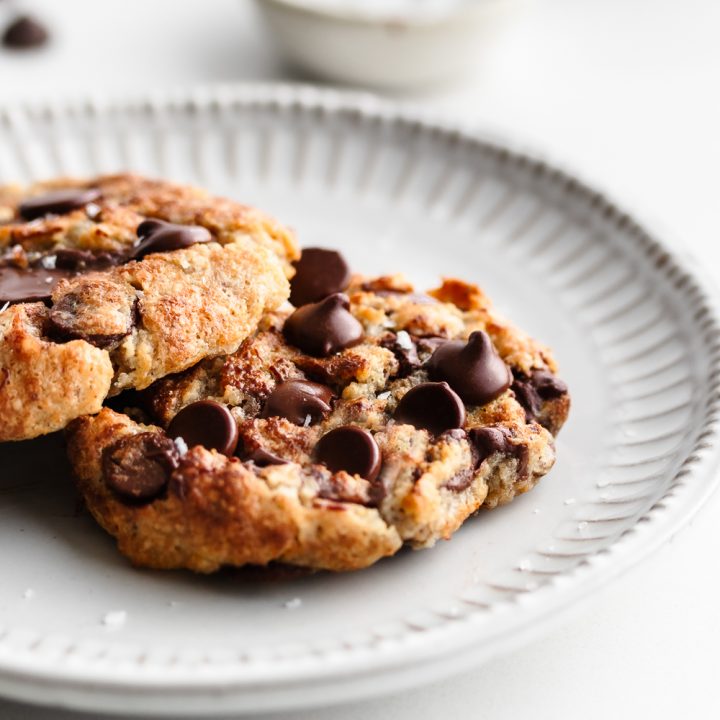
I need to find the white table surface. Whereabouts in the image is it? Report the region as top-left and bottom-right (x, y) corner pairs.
(1, 0), (719, 718)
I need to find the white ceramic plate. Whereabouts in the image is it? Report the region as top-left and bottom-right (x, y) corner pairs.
(1, 86), (719, 716)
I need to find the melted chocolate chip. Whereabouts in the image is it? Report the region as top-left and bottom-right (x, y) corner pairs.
(468, 426), (529, 477)
(243, 446), (288, 467)
(131, 219), (212, 259)
(290, 247), (351, 306)
(261, 379), (334, 426)
(394, 381), (466, 435)
(2, 15), (48, 49)
(532, 369), (568, 399)
(19, 188), (100, 220)
(54, 248), (119, 272)
(283, 293), (363, 357)
(314, 426), (382, 481)
(167, 400), (239, 457)
(0, 265), (73, 304)
(426, 331), (511, 406)
(315, 468), (370, 505)
(380, 332), (420, 376)
(511, 369), (567, 425)
(102, 432), (179, 502)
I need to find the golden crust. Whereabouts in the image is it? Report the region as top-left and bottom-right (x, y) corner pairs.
(0, 303), (113, 440)
(67, 275), (570, 573)
(68, 409), (401, 573)
(0, 175), (298, 441)
(0, 173), (298, 270)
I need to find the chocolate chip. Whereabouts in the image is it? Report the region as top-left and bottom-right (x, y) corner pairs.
(511, 374), (541, 420)
(2, 15), (48, 50)
(314, 426), (382, 481)
(243, 446), (288, 467)
(531, 369), (568, 399)
(54, 248), (119, 272)
(261, 379), (334, 425)
(426, 331), (511, 406)
(283, 293), (363, 357)
(167, 400), (239, 457)
(380, 332), (420, 376)
(131, 219), (212, 259)
(102, 432), (179, 502)
(0, 265), (73, 304)
(290, 247), (351, 306)
(468, 426), (529, 477)
(19, 188), (101, 220)
(46, 277), (137, 349)
(394, 381), (466, 435)
(511, 369), (567, 426)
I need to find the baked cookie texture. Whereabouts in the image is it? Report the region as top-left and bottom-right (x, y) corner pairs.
(67, 273), (570, 573)
(0, 174), (298, 441)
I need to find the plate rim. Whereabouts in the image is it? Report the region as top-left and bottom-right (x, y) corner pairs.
(1, 83), (720, 712)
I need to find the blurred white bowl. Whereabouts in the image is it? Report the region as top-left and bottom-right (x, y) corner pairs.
(255, 0), (519, 89)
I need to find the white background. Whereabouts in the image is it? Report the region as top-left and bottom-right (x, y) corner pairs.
(1, 0), (719, 718)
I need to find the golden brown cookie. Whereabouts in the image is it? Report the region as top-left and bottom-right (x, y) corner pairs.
(0, 174), (298, 441)
(67, 269), (570, 573)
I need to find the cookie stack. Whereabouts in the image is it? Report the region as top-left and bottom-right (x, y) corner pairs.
(0, 175), (570, 573)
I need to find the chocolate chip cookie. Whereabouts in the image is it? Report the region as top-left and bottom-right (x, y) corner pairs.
(67, 251), (570, 573)
(0, 174), (298, 441)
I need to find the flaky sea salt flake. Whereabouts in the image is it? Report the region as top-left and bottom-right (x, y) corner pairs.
(395, 330), (413, 350)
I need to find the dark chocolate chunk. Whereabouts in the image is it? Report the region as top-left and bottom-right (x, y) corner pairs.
(0, 265), (73, 304)
(314, 425), (382, 482)
(167, 400), (239, 457)
(2, 15), (48, 50)
(290, 247), (351, 306)
(468, 426), (529, 477)
(19, 188), (100, 220)
(426, 330), (511, 406)
(283, 293), (363, 357)
(54, 248), (119, 272)
(261, 379), (334, 426)
(131, 219), (212, 259)
(394, 381), (466, 435)
(102, 432), (179, 502)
